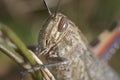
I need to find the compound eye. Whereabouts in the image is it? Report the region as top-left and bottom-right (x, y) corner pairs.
(58, 17), (68, 32)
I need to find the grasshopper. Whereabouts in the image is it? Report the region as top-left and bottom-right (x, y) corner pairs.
(26, 0), (120, 80)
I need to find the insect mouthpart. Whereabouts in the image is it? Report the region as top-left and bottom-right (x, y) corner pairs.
(37, 42), (56, 56)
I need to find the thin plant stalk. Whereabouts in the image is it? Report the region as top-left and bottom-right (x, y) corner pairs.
(0, 23), (43, 80)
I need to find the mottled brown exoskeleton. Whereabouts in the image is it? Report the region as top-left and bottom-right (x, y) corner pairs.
(36, 0), (120, 80)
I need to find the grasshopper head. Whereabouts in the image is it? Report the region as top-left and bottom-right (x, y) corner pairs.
(38, 13), (87, 57)
(38, 13), (70, 56)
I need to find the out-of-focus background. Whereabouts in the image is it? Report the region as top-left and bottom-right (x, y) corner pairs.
(0, 0), (120, 80)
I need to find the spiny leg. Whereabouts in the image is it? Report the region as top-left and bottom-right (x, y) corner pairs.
(20, 57), (69, 79)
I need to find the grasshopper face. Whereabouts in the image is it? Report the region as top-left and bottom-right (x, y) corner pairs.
(38, 13), (87, 57)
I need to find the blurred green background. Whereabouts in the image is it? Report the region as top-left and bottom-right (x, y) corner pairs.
(0, 0), (120, 79)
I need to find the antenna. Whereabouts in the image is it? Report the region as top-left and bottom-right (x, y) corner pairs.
(43, 0), (52, 15)
(54, 0), (61, 18)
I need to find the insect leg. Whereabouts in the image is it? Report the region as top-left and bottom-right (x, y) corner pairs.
(22, 58), (69, 73)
